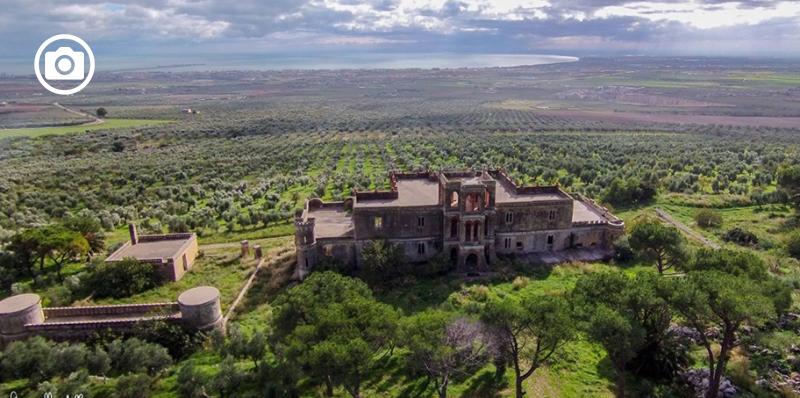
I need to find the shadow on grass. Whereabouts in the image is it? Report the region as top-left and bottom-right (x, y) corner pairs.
(461, 369), (506, 398)
(595, 354), (619, 395)
(368, 354), (434, 398)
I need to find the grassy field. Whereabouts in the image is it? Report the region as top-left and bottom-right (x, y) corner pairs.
(0, 118), (172, 138)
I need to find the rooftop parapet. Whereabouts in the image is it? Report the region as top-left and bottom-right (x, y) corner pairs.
(572, 194), (625, 227)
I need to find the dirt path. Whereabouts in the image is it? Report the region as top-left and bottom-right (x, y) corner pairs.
(655, 208), (720, 249)
(221, 247), (296, 328)
(53, 102), (104, 126)
(223, 256), (266, 329)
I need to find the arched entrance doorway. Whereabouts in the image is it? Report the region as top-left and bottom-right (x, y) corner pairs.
(465, 253), (479, 273)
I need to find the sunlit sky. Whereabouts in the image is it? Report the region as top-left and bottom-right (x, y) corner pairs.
(1, 0), (799, 62)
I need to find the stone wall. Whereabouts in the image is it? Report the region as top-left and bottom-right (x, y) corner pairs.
(43, 302), (179, 318)
(166, 236), (199, 281)
(0, 287), (222, 347)
(353, 206), (443, 240)
(495, 202), (574, 232)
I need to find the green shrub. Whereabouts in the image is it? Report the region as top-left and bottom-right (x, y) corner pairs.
(694, 208), (723, 228)
(512, 276), (530, 290)
(786, 231), (800, 259)
(45, 284), (73, 306)
(612, 236), (635, 263)
(86, 258), (159, 298)
(722, 227), (759, 247)
(116, 373), (153, 398)
(107, 337), (172, 375)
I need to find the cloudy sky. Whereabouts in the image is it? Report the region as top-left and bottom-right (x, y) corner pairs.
(2, 0), (800, 65)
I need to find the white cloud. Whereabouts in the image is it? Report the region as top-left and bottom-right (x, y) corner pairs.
(49, 2), (230, 39)
(594, 1), (800, 29)
(1, 0), (800, 58)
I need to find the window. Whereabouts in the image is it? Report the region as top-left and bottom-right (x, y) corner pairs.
(549, 210), (557, 221)
(465, 193), (479, 212)
(374, 216), (383, 229)
(417, 242), (426, 255)
(547, 235), (554, 245)
(449, 191), (459, 208)
(324, 245), (333, 256)
(505, 212), (513, 223)
(516, 241), (523, 250)
(504, 238), (511, 249)
(417, 216), (425, 227)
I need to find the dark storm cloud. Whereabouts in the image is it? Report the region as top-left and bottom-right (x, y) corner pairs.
(0, 0), (798, 58)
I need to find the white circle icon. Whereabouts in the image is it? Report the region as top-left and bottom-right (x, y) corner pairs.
(34, 34), (95, 95)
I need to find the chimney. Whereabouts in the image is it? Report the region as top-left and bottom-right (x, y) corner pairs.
(129, 223), (139, 245)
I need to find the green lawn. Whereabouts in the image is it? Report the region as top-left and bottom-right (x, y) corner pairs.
(0, 118), (172, 138)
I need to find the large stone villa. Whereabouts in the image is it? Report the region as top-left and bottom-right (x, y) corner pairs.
(295, 170), (624, 276)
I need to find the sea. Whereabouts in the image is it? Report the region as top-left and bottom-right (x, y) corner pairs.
(0, 52), (577, 75)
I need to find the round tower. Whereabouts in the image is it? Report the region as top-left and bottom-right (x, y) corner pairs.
(178, 286), (223, 332)
(294, 217), (318, 279)
(0, 293), (44, 344)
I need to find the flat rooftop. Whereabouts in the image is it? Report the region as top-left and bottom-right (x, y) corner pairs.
(0, 293), (40, 314)
(355, 179), (440, 208)
(572, 200), (608, 223)
(308, 207), (354, 239)
(495, 179), (569, 203)
(107, 236), (193, 261)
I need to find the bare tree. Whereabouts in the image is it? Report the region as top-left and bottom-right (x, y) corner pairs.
(403, 311), (490, 398)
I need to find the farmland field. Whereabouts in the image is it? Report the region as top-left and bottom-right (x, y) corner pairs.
(0, 118), (172, 138)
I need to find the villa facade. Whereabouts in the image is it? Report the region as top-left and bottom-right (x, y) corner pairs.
(294, 170), (624, 277)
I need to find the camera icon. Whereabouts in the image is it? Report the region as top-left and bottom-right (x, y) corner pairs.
(44, 46), (84, 80)
(34, 34), (95, 95)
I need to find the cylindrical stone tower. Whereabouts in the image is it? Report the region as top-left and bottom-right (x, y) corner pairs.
(178, 286), (223, 332)
(0, 293), (44, 344)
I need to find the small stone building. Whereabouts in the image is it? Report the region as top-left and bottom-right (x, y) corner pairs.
(106, 224), (199, 281)
(295, 170), (624, 278)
